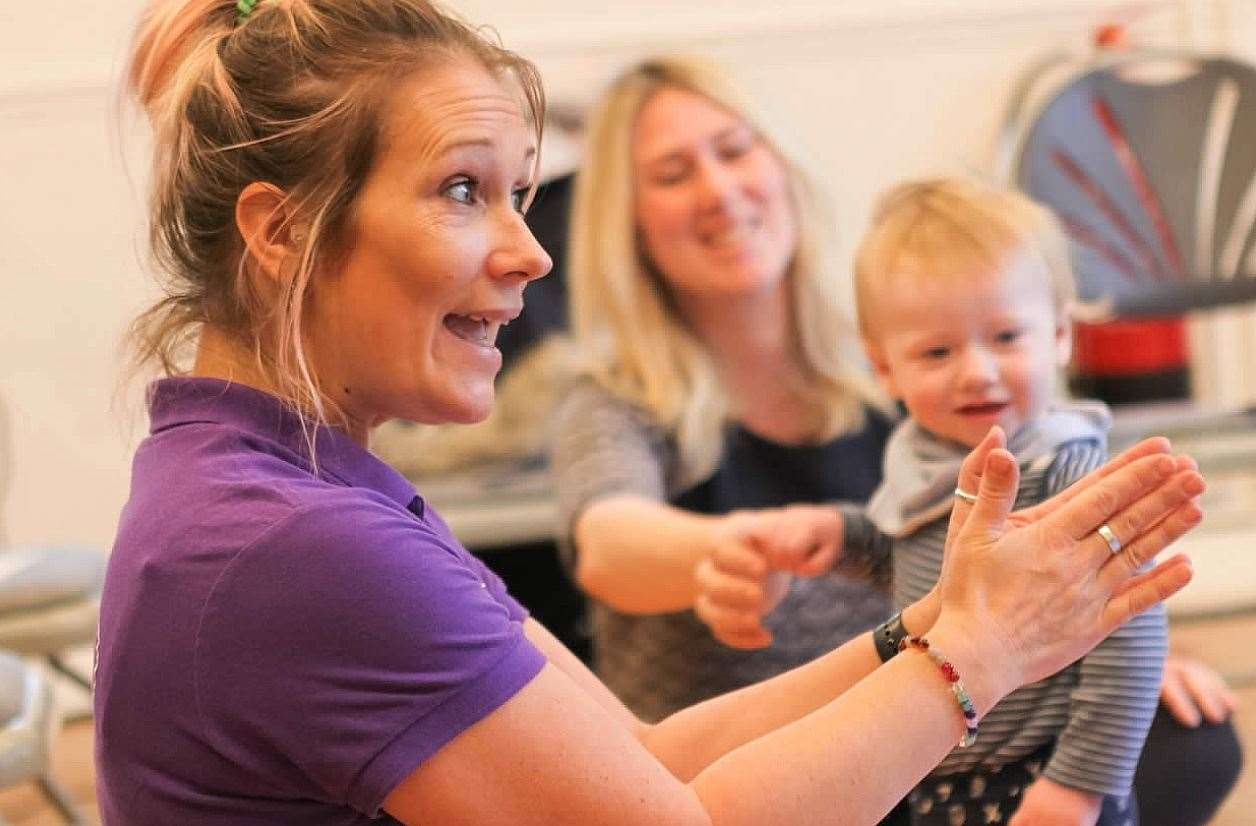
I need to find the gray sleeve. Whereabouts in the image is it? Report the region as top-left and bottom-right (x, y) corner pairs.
(1041, 440), (1168, 797)
(550, 381), (673, 572)
(836, 503), (892, 588)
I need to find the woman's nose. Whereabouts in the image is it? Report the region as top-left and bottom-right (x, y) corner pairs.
(693, 157), (738, 212)
(490, 211), (553, 283)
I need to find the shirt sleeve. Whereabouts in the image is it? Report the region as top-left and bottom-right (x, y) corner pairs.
(836, 502), (893, 588)
(192, 494), (547, 817)
(1040, 439), (1168, 797)
(550, 380), (672, 571)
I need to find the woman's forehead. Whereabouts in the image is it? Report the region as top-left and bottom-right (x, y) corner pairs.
(633, 87), (744, 161)
(379, 63), (534, 164)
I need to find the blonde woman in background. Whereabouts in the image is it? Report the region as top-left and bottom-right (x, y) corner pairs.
(554, 55), (900, 725)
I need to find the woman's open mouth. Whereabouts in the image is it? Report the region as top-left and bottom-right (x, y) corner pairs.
(443, 314), (501, 349)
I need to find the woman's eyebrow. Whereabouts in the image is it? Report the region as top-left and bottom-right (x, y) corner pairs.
(643, 125), (748, 166)
(431, 136), (537, 163)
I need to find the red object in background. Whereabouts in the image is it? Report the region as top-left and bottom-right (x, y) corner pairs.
(1094, 23), (1127, 50)
(1072, 317), (1189, 375)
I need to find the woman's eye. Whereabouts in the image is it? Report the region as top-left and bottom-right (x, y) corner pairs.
(922, 346), (950, 360)
(718, 139), (753, 161)
(444, 177), (477, 205)
(995, 328), (1023, 344)
(511, 187), (530, 213)
(650, 162), (690, 187)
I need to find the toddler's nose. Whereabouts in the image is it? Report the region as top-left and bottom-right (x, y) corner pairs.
(957, 347), (999, 388)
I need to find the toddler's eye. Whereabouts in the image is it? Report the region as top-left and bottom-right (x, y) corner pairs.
(444, 177), (477, 205)
(923, 346), (950, 360)
(995, 328), (1023, 344)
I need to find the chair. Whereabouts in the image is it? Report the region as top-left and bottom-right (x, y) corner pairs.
(0, 390), (104, 692)
(0, 651), (86, 824)
(1002, 51), (1256, 317)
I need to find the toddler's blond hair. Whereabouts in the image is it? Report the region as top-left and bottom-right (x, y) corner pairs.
(854, 178), (1075, 337)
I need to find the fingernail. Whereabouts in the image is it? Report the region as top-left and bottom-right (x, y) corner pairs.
(1184, 474), (1206, 496)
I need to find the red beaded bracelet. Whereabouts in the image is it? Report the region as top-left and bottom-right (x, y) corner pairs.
(899, 636), (978, 748)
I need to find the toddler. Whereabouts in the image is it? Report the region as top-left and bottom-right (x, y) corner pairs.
(853, 178), (1161, 826)
(705, 178), (1164, 826)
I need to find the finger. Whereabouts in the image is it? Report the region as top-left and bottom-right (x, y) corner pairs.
(795, 542), (839, 577)
(1182, 666), (1238, 723)
(1044, 453), (1179, 548)
(710, 540), (769, 580)
(962, 447), (1020, 539)
(1098, 499), (1204, 590)
(944, 427), (1006, 548)
(1160, 674), (1202, 727)
(1102, 554), (1193, 633)
(1016, 437), (1174, 523)
(695, 563), (769, 612)
(715, 628), (774, 650)
(1095, 469), (1205, 566)
(767, 525), (818, 571)
(1174, 454), (1199, 472)
(694, 595), (771, 647)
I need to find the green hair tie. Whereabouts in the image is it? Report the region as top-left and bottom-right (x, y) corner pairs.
(235, 0), (261, 25)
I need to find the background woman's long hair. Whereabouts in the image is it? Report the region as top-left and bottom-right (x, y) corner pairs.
(568, 55), (880, 486)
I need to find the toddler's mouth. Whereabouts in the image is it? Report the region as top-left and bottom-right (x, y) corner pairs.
(957, 402), (1009, 417)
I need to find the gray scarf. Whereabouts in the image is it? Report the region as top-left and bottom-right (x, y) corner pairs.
(866, 402), (1111, 538)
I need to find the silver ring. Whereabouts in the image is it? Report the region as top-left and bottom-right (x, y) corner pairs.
(953, 487), (978, 504)
(1097, 523), (1122, 554)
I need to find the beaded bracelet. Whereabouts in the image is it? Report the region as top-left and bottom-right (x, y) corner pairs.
(899, 636), (978, 748)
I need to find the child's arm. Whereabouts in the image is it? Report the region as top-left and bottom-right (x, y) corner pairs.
(1020, 440), (1168, 822)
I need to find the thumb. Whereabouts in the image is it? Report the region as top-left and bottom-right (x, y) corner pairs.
(965, 448), (1019, 538)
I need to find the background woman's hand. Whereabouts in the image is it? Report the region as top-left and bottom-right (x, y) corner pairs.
(693, 505), (843, 649)
(931, 428), (1204, 700)
(1160, 653), (1239, 727)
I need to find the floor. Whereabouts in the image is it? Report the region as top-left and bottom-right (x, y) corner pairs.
(3, 614), (1255, 824)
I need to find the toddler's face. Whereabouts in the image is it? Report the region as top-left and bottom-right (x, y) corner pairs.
(864, 258), (1070, 448)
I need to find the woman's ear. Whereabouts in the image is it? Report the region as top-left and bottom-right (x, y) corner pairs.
(235, 182), (306, 283)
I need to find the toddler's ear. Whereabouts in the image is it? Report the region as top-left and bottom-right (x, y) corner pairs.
(862, 338), (901, 399)
(1054, 307), (1074, 367)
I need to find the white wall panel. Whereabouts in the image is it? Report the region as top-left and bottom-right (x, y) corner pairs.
(0, 0), (1212, 548)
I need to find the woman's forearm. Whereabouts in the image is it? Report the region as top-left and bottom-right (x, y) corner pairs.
(641, 598), (939, 782)
(690, 621), (1006, 825)
(573, 496), (721, 613)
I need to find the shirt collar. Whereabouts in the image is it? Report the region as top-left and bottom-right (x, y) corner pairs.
(147, 376), (418, 509)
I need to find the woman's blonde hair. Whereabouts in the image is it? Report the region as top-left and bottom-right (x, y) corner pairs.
(568, 55), (876, 484)
(125, 0), (543, 431)
(854, 177), (1076, 337)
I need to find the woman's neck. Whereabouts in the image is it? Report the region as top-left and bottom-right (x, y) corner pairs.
(674, 286), (822, 445)
(191, 327), (373, 446)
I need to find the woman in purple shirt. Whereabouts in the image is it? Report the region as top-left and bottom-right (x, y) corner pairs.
(96, 0), (1207, 823)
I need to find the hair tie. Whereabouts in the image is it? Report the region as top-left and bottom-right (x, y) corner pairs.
(235, 0), (262, 25)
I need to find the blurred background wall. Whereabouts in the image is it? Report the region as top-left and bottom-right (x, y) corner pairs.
(1, 0), (1253, 551)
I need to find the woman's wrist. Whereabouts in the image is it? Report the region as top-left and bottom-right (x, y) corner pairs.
(919, 616), (1020, 720)
(901, 592), (939, 639)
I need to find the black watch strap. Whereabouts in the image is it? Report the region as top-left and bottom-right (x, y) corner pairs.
(873, 610), (909, 663)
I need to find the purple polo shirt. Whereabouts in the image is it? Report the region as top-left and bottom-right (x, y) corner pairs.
(95, 377), (546, 824)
